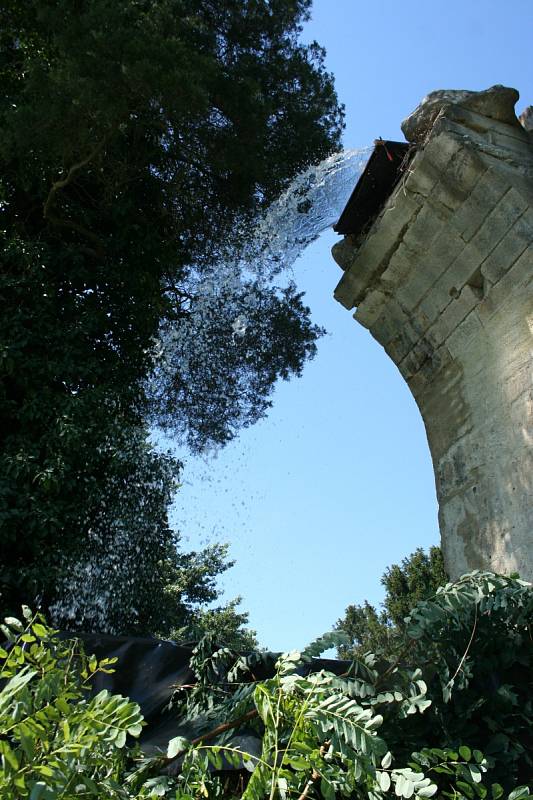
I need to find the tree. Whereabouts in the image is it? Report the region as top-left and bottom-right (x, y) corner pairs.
(336, 547), (447, 659)
(0, 0), (344, 625)
(175, 597), (258, 651)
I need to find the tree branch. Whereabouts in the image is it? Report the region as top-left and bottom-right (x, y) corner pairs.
(43, 135), (111, 220)
(165, 708), (258, 768)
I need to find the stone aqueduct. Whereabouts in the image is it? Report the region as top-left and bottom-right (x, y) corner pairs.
(330, 86), (532, 581)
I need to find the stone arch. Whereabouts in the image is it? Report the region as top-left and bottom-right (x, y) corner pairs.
(331, 86), (533, 581)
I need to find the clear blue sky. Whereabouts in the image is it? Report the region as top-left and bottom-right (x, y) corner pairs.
(166, 0), (532, 651)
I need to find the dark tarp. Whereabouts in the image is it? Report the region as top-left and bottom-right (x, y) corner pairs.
(74, 634), (350, 756)
(334, 140), (412, 238)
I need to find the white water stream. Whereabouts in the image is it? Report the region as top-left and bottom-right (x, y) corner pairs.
(53, 147), (372, 632)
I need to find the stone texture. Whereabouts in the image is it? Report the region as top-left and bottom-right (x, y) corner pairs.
(401, 85), (521, 143)
(332, 86), (533, 581)
(519, 105), (533, 132)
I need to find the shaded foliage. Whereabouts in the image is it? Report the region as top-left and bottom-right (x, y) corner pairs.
(135, 573), (532, 798)
(2, 575), (531, 798)
(0, 0), (344, 624)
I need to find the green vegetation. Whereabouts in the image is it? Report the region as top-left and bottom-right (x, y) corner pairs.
(0, 609), (144, 798)
(0, 0), (343, 630)
(2, 573), (531, 799)
(336, 548), (447, 658)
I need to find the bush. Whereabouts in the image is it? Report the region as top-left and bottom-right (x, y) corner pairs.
(2, 574), (532, 799)
(0, 609), (144, 799)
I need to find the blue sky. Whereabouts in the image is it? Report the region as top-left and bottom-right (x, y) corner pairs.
(167, 0), (532, 651)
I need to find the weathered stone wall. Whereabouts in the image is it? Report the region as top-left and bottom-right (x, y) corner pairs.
(332, 87), (533, 580)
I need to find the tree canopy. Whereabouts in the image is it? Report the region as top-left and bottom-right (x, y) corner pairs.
(336, 547), (448, 659)
(0, 0), (344, 628)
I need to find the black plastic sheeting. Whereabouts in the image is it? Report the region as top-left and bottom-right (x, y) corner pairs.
(75, 634), (350, 757)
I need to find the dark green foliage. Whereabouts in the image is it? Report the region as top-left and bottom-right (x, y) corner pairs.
(383, 546), (447, 628)
(336, 547), (447, 658)
(2, 576), (531, 799)
(0, 0), (343, 623)
(403, 573), (533, 786)
(132, 573), (531, 799)
(175, 597), (258, 651)
(149, 282), (324, 451)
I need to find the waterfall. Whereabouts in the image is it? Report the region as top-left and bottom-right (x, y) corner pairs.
(244, 147), (372, 278)
(53, 148), (372, 631)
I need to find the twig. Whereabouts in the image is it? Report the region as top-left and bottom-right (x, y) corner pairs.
(165, 708), (259, 767)
(44, 212), (107, 257)
(296, 741), (330, 800)
(43, 136), (111, 220)
(445, 603), (478, 692)
(42, 125), (120, 256)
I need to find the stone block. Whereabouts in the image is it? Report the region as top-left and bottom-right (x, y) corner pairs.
(433, 245), (485, 309)
(471, 186), (528, 259)
(402, 152), (441, 197)
(369, 298), (411, 348)
(428, 285), (480, 347)
(380, 242), (418, 288)
(384, 321), (421, 363)
(398, 338), (435, 381)
(331, 237), (358, 271)
(446, 309), (484, 359)
(396, 228), (465, 312)
(402, 201), (447, 254)
(378, 190), (425, 241)
(431, 146), (487, 212)
(478, 245), (533, 319)
(480, 207), (533, 285)
(333, 270), (361, 310)
(443, 102), (531, 144)
(353, 289), (388, 329)
(449, 167), (510, 241)
(334, 192), (423, 307)
(502, 361), (531, 405)
(488, 130), (533, 159)
(420, 131), (462, 174)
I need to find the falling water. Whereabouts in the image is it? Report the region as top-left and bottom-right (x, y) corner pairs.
(53, 148), (372, 632)
(244, 147), (372, 277)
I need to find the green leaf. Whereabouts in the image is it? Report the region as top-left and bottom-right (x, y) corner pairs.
(287, 756), (310, 770)
(365, 714), (384, 730)
(31, 623), (49, 639)
(320, 776), (336, 800)
(128, 723), (143, 737)
(469, 764), (482, 783)
(417, 786), (438, 798)
(29, 783), (50, 800)
(167, 736), (190, 759)
(379, 771), (392, 792)
(458, 781), (475, 799)
(115, 729), (127, 748)
(0, 741), (19, 770)
(508, 789), (530, 800)
(459, 745), (472, 762)
(4, 616), (24, 631)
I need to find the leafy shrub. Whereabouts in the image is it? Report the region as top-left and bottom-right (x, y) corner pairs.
(2, 573), (531, 800)
(0, 609), (144, 799)
(133, 573), (531, 799)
